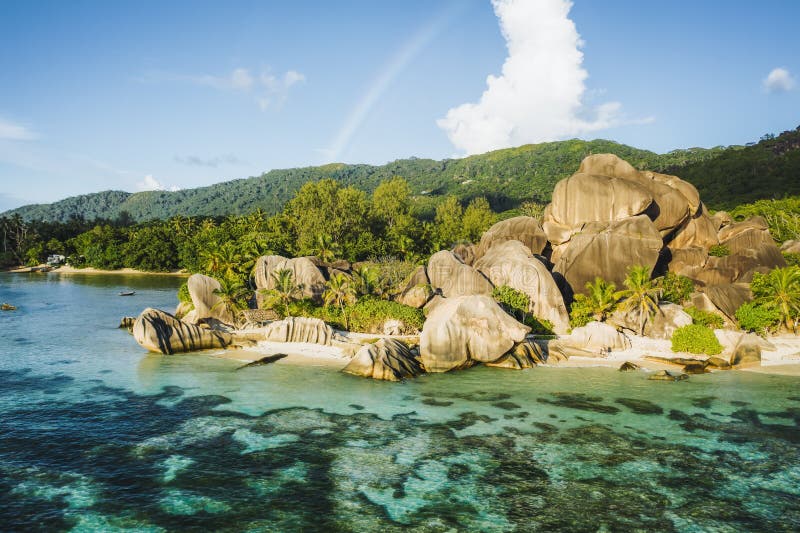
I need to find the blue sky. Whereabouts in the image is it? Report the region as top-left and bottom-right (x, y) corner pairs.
(1, 0), (799, 210)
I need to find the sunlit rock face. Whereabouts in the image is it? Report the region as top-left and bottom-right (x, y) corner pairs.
(452, 243), (478, 266)
(253, 255), (327, 305)
(536, 153), (790, 303)
(133, 308), (232, 354)
(420, 295), (530, 373)
(474, 240), (569, 334)
(186, 274), (234, 326)
(574, 154), (700, 234)
(427, 251), (493, 298)
(547, 173), (654, 227)
(343, 339), (425, 381)
(395, 266), (432, 309)
(668, 206), (719, 251)
(475, 216), (548, 259)
(553, 215), (663, 295)
(715, 216), (787, 276)
(561, 321), (631, 352)
(485, 339), (546, 369)
(262, 317), (333, 345)
(610, 303), (692, 340)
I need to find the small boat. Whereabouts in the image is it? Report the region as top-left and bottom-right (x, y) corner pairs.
(119, 291), (136, 296)
(1, 303), (17, 311)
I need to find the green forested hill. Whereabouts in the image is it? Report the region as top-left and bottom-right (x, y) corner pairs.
(4, 128), (799, 223)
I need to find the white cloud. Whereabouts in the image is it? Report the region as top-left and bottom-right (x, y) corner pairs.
(438, 0), (644, 155)
(0, 117), (37, 141)
(763, 67), (796, 93)
(185, 67), (254, 91)
(256, 70), (306, 110)
(136, 174), (180, 192)
(141, 67), (305, 110)
(174, 153), (244, 167)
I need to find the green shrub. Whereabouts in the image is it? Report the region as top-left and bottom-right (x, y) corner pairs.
(735, 302), (781, 335)
(784, 252), (800, 267)
(289, 297), (424, 334)
(708, 244), (730, 257)
(492, 285), (554, 334)
(569, 295), (595, 328)
(177, 282), (192, 304)
(657, 272), (694, 304)
(492, 285), (530, 317)
(527, 316), (555, 336)
(365, 256), (419, 298)
(684, 306), (724, 329)
(670, 324), (723, 355)
(731, 197), (800, 243)
(349, 298), (425, 333)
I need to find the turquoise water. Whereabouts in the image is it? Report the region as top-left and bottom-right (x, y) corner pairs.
(1, 272), (799, 531)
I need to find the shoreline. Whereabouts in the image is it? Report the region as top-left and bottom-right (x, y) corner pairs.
(4, 265), (189, 277)
(208, 334), (800, 377)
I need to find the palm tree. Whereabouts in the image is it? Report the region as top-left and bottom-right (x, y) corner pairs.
(238, 232), (272, 279)
(618, 266), (662, 336)
(583, 277), (621, 322)
(352, 265), (380, 298)
(268, 268), (304, 317)
(314, 234), (341, 263)
(323, 273), (356, 330)
(755, 266), (800, 332)
(200, 247), (225, 277)
(217, 242), (243, 280)
(212, 277), (252, 324)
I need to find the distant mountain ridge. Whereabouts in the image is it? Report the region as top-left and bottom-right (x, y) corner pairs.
(4, 129), (799, 223)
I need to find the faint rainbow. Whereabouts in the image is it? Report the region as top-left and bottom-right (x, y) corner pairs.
(325, 5), (460, 161)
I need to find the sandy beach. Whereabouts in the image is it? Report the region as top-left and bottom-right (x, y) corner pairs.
(5, 265), (189, 276)
(218, 341), (352, 369)
(209, 330), (800, 376)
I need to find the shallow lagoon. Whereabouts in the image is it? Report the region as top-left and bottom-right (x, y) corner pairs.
(1, 273), (799, 531)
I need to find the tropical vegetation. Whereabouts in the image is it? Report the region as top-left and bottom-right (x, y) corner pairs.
(671, 324), (723, 355)
(617, 266), (662, 335)
(744, 266), (800, 333)
(491, 285), (555, 335)
(657, 272), (695, 305)
(4, 127), (800, 224)
(684, 306), (724, 329)
(569, 277), (620, 327)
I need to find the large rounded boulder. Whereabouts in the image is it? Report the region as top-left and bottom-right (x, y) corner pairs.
(186, 273), (234, 326)
(690, 284), (751, 321)
(262, 317), (334, 345)
(474, 240), (569, 333)
(553, 215), (663, 295)
(343, 339), (425, 381)
(546, 172), (654, 228)
(611, 303), (692, 339)
(576, 155), (697, 235)
(395, 266), (432, 308)
(427, 251), (493, 298)
(420, 295), (530, 372)
(668, 207), (719, 250)
(486, 340), (546, 369)
(782, 240), (800, 254)
(133, 308), (232, 354)
(561, 321), (631, 352)
(577, 153), (640, 179)
(475, 216), (548, 258)
(254, 255), (327, 305)
(716, 217), (786, 276)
